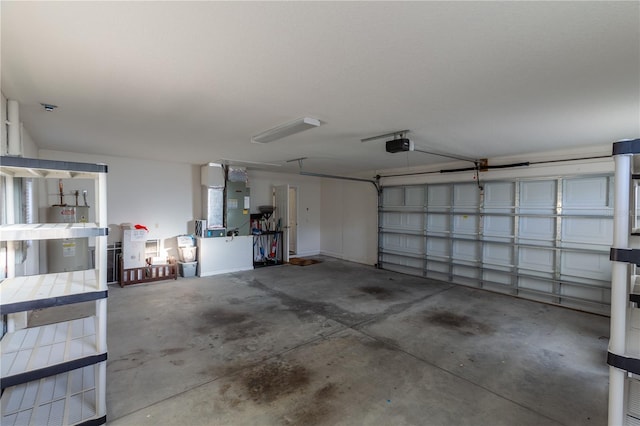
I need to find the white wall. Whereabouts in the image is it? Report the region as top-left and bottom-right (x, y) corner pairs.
(21, 123), (39, 158)
(320, 178), (378, 265)
(33, 154), (326, 261)
(38, 150), (198, 260)
(248, 170), (321, 257)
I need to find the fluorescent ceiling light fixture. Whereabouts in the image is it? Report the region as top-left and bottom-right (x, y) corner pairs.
(216, 158), (282, 167)
(252, 117), (321, 144)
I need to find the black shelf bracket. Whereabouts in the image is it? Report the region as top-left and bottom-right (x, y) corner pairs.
(613, 139), (640, 156)
(610, 248), (640, 265)
(608, 351), (640, 375)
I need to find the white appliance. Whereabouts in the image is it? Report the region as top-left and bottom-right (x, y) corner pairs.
(122, 227), (147, 269)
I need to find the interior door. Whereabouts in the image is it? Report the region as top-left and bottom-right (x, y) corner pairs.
(288, 186), (297, 255)
(274, 184), (290, 262)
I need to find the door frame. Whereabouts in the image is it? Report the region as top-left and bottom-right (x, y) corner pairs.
(273, 184), (290, 263)
(288, 185), (298, 256)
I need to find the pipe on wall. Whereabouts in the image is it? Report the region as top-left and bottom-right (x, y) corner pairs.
(7, 99), (22, 156)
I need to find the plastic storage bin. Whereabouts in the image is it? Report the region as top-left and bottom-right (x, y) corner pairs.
(178, 261), (197, 278)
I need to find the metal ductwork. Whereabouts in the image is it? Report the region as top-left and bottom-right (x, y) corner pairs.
(201, 163), (225, 232)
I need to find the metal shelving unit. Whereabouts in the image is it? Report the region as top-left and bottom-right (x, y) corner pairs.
(1, 156), (108, 426)
(608, 139), (640, 426)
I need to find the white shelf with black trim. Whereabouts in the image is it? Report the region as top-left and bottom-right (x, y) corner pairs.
(0, 223), (108, 241)
(608, 139), (640, 426)
(1, 316), (106, 389)
(608, 309), (640, 375)
(1, 364), (105, 426)
(0, 156), (108, 426)
(0, 270), (106, 314)
(0, 156), (107, 179)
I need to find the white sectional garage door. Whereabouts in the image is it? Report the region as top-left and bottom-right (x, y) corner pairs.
(379, 175), (613, 315)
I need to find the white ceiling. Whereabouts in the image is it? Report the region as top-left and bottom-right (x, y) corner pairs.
(2, 1), (639, 176)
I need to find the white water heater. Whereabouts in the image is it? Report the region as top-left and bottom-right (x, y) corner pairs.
(46, 206), (90, 273)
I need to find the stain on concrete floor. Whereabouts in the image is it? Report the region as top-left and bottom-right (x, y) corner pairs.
(161, 347), (186, 356)
(249, 278), (371, 326)
(242, 360), (310, 403)
(313, 382), (337, 399)
(357, 286), (395, 300)
(283, 383), (336, 426)
(200, 308), (250, 326)
(424, 310), (494, 336)
(214, 354), (342, 425)
(195, 308), (266, 342)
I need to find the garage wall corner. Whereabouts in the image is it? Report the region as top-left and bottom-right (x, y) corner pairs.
(320, 178), (378, 266)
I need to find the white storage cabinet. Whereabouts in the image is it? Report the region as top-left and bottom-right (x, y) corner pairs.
(1, 156), (108, 426)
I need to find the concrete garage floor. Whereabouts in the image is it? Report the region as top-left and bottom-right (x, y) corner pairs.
(30, 256), (609, 425)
